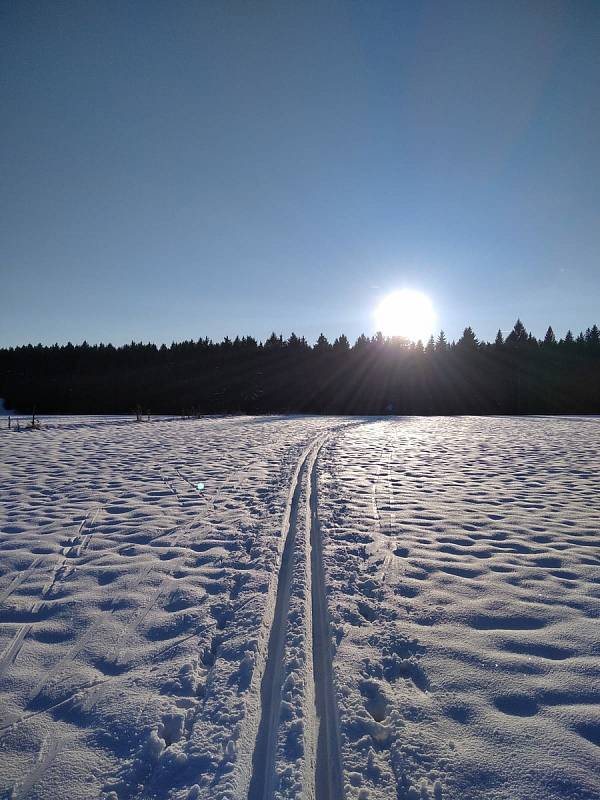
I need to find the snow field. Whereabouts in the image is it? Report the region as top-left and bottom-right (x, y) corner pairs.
(318, 417), (600, 800)
(0, 416), (347, 799)
(0, 415), (598, 800)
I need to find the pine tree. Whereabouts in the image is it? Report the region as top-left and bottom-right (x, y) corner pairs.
(585, 324), (600, 348)
(333, 334), (350, 353)
(436, 330), (448, 352)
(457, 327), (478, 349)
(425, 335), (435, 355)
(494, 329), (504, 348)
(543, 326), (556, 346)
(506, 319), (528, 347)
(314, 333), (331, 353)
(265, 332), (283, 349)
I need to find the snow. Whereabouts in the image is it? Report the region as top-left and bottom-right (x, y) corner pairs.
(319, 417), (600, 800)
(0, 415), (598, 800)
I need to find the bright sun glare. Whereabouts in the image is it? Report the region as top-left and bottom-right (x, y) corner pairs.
(374, 289), (436, 342)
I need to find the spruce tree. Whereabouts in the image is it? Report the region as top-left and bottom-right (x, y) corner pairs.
(543, 326), (556, 346)
(333, 334), (350, 353)
(314, 333), (331, 353)
(585, 325), (600, 348)
(457, 327), (478, 349)
(506, 319), (528, 347)
(436, 330), (448, 352)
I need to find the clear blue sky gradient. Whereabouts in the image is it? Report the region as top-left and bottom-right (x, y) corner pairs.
(2, 1), (599, 347)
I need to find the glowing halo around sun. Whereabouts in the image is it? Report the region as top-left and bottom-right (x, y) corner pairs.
(374, 289), (436, 342)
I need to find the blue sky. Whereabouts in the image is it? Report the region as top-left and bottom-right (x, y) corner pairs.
(1, 0), (599, 347)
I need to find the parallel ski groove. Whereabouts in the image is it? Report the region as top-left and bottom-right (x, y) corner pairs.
(247, 444), (312, 800)
(247, 432), (348, 800)
(309, 444), (344, 800)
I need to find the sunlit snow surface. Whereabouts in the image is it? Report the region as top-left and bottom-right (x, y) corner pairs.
(0, 416), (598, 800)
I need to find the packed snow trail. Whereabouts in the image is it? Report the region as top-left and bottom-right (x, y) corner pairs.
(309, 444), (344, 800)
(247, 443), (313, 800)
(247, 432), (346, 800)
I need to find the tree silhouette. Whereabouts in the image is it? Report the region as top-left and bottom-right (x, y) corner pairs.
(586, 325), (600, 348)
(543, 326), (556, 346)
(333, 334), (350, 353)
(436, 330), (448, 352)
(1, 318), (599, 415)
(506, 319), (528, 347)
(457, 327), (478, 349)
(315, 333), (332, 353)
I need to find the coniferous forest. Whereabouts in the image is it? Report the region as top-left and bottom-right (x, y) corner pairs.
(1, 320), (599, 416)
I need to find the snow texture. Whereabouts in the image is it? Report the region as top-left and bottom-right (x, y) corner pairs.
(0, 415), (598, 800)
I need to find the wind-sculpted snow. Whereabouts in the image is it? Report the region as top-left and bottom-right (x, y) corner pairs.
(0, 416), (598, 800)
(0, 416), (348, 799)
(318, 417), (600, 800)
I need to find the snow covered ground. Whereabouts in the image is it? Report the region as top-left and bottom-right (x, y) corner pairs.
(0, 416), (598, 800)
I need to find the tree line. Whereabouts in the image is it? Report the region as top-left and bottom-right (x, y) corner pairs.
(1, 320), (599, 416)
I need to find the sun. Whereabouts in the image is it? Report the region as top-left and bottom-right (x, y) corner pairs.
(374, 289), (436, 342)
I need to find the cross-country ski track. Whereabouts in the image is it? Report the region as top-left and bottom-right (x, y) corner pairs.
(247, 433), (344, 800)
(309, 440), (345, 800)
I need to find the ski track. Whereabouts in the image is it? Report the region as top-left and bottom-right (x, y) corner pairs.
(248, 423), (368, 800)
(246, 432), (347, 800)
(247, 438), (317, 800)
(309, 442), (344, 800)
(0, 415), (599, 800)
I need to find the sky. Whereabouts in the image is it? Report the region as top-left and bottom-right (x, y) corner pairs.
(1, 0), (600, 348)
